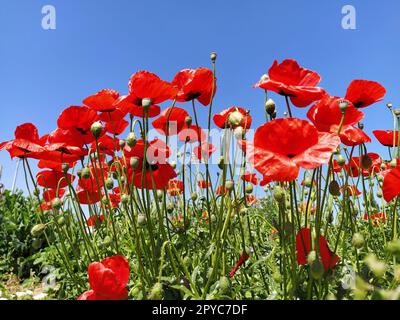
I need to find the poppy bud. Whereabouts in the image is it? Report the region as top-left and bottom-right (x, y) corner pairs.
(210, 214), (217, 223)
(364, 254), (387, 278)
(119, 139), (126, 148)
(185, 116), (192, 127)
(227, 111), (243, 127)
(102, 236), (112, 247)
(377, 190), (382, 198)
(304, 189), (309, 196)
(148, 283), (164, 300)
(224, 181), (233, 192)
(339, 100), (348, 112)
(395, 108), (400, 117)
(169, 161), (176, 169)
(105, 178), (114, 190)
(91, 121), (103, 138)
(101, 195), (109, 205)
(273, 186), (285, 203)
(265, 98), (276, 115)
(386, 239), (400, 257)
(126, 132), (137, 147)
(361, 154), (372, 169)
(218, 276), (230, 294)
(33, 187), (40, 197)
(130, 157), (139, 169)
(218, 156), (225, 170)
(120, 176), (126, 184)
(167, 202), (174, 213)
(239, 207), (248, 215)
(156, 190), (163, 201)
(121, 194), (129, 204)
(245, 184), (253, 194)
(329, 180), (341, 196)
(62, 163), (69, 173)
(210, 52), (217, 62)
(304, 177), (312, 188)
(387, 102), (393, 109)
(57, 216), (66, 226)
(310, 260), (324, 280)
(81, 167), (91, 179)
(307, 250), (317, 264)
(352, 232), (365, 249)
(137, 213), (147, 226)
(381, 163), (387, 170)
(234, 126), (244, 140)
(190, 192), (198, 201)
(141, 98), (152, 110)
(51, 197), (63, 210)
(390, 159), (397, 168)
(31, 224), (46, 237)
(358, 122), (364, 130)
(337, 155), (346, 166)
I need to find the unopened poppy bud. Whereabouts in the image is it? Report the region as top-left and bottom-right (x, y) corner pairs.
(329, 180), (341, 196)
(57, 216), (66, 226)
(307, 251), (317, 265)
(148, 282), (164, 300)
(387, 102), (393, 109)
(210, 214), (217, 223)
(337, 155), (346, 166)
(91, 121), (103, 138)
(121, 194), (129, 204)
(283, 111), (288, 117)
(339, 100), (348, 112)
(218, 276), (230, 293)
(245, 184), (253, 194)
(190, 192), (198, 201)
(33, 187), (40, 197)
(265, 98), (276, 115)
(31, 224), (46, 237)
(142, 98), (152, 110)
(102, 236), (112, 247)
(130, 157), (139, 169)
(304, 177), (312, 188)
(120, 176), (126, 184)
(51, 197), (63, 210)
(386, 239), (400, 257)
(119, 139), (126, 148)
(361, 155), (372, 169)
(234, 126), (244, 140)
(105, 178), (114, 190)
(273, 186), (285, 203)
(101, 195), (109, 205)
(227, 111), (243, 127)
(304, 189), (309, 196)
(218, 156), (225, 170)
(61, 163), (69, 173)
(390, 159), (397, 168)
(126, 132), (137, 147)
(210, 52), (217, 62)
(169, 161), (176, 169)
(166, 202), (174, 213)
(225, 180), (234, 191)
(137, 213), (147, 226)
(156, 190), (163, 201)
(377, 190), (382, 198)
(185, 116), (192, 127)
(310, 259), (324, 280)
(352, 232), (365, 249)
(364, 254), (387, 278)
(81, 167), (91, 179)
(381, 163), (387, 170)
(358, 122), (364, 130)
(395, 108), (400, 117)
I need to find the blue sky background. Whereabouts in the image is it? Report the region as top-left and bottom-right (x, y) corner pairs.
(1, 0), (399, 190)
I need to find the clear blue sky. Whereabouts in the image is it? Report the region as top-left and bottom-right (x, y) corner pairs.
(1, 0), (400, 190)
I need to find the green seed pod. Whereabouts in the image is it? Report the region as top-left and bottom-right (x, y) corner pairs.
(310, 259), (324, 280)
(120, 194), (129, 204)
(126, 132), (137, 147)
(31, 224), (46, 237)
(273, 186), (285, 203)
(225, 180), (234, 191)
(218, 276), (231, 294)
(190, 192), (198, 201)
(105, 177), (114, 190)
(81, 167), (91, 179)
(218, 156), (225, 170)
(148, 282), (164, 300)
(337, 155), (346, 166)
(57, 216), (66, 226)
(130, 156), (139, 169)
(91, 121), (103, 138)
(265, 98), (276, 115)
(352, 232), (365, 249)
(51, 197), (63, 210)
(33, 187), (40, 197)
(137, 214), (147, 227)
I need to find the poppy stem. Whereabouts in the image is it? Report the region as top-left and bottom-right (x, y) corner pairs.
(284, 95), (293, 117)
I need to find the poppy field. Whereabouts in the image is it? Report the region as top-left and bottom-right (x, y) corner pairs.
(1, 53), (400, 301)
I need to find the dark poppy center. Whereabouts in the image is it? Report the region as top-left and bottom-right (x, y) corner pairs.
(144, 162), (159, 171)
(353, 101), (363, 108)
(287, 154), (296, 158)
(76, 128), (88, 135)
(185, 92), (201, 101)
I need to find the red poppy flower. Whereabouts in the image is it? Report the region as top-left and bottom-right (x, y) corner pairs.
(345, 153), (381, 177)
(216, 185), (229, 196)
(339, 126), (371, 146)
(90, 134), (120, 157)
(152, 107), (189, 136)
(229, 251), (249, 277)
(363, 212), (386, 225)
(129, 70), (177, 104)
(296, 228), (339, 271)
(98, 108), (128, 122)
(382, 168), (400, 202)
(133, 161), (177, 190)
(36, 170), (74, 189)
(213, 107), (252, 129)
(197, 179), (211, 189)
(87, 214), (105, 227)
(178, 125), (206, 144)
(254, 59), (325, 108)
(0, 123), (47, 159)
(105, 118), (129, 136)
(57, 106), (100, 145)
(172, 68), (215, 106)
(83, 89), (120, 113)
(373, 130), (399, 147)
(48, 128), (87, 148)
(39, 143), (86, 165)
(167, 179), (184, 196)
(345, 80), (386, 108)
(241, 172), (259, 185)
(43, 188), (66, 203)
(243, 118), (340, 185)
(193, 143), (216, 161)
(76, 184), (102, 205)
(115, 94), (161, 118)
(331, 159), (343, 173)
(78, 255), (130, 300)
(246, 194), (258, 205)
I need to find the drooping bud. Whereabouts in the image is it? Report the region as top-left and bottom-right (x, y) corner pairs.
(358, 122), (364, 130)
(185, 116), (192, 127)
(130, 157), (139, 169)
(225, 180), (234, 192)
(337, 155), (346, 166)
(352, 232), (365, 249)
(218, 276), (231, 294)
(387, 102), (393, 109)
(81, 167), (91, 179)
(105, 177), (114, 190)
(210, 52), (217, 62)
(190, 192), (198, 201)
(51, 197), (63, 210)
(265, 98), (276, 115)
(91, 121), (103, 138)
(218, 156), (225, 170)
(148, 283), (164, 300)
(126, 132), (137, 147)
(33, 187), (40, 197)
(304, 177), (312, 188)
(166, 202), (174, 213)
(273, 186), (285, 203)
(57, 216), (66, 226)
(390, 159), (397, 168)
(395, 108), (400, 117)
(31, 224), (46, 237)
(119, 139), (126, 148)
(120, 194), (129, 204)
(245, 184), (253, 194)
(137, 213), (147, 226)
